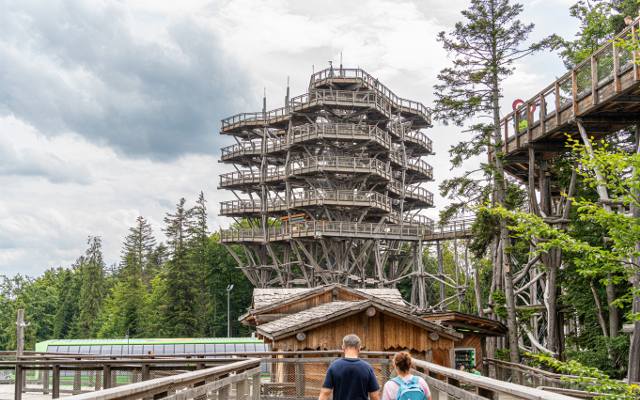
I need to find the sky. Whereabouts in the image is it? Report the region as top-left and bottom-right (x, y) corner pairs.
(0, 0), (580, 276)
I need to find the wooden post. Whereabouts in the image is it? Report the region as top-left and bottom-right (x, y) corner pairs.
(294, 358), (305, 396)
(52, 365), (60, 399)
(14, 309), (25, 400)
(13, 364), (22, 400)
(437, 241), (445, 309)
(633, 24), (639, 81)
(16, 309), (24, 358)
(554, 82), (561, 125)
(73, 368), (82, 394)
(141, 364), (150, 381)
(94, 369), (101, 391)
(538, 94), (546, 137)
(251, 371), (261, 400)
(571, 69), (578, 116)
(591, 55), (598, 106)
(613, 42), (621, 93)
(103, 365), (112, 389)
(42, 366), (50, 394)
(236, 379), (249, 400)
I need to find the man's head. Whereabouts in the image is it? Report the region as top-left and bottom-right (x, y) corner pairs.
(342, 334), (361, 357)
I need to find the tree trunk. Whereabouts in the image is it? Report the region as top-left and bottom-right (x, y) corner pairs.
(628, 125), (640, 383)
(577, 120), (620, 339)
(491, 74), (519, 364)
(590, 280), (609, 338)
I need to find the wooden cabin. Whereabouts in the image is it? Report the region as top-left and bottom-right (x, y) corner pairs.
(420, 312), (507, 372)
(240, 285), (462, 366)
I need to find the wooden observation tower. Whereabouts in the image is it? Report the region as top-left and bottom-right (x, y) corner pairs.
(218, 67), (438, 307)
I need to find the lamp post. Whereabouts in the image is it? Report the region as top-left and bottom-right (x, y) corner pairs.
(226, 284), (234, 338)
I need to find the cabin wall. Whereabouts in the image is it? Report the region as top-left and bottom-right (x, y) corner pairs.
(270, 310), (455, 368)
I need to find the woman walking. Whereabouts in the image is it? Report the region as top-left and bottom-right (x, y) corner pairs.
(381, 352), (431, 400)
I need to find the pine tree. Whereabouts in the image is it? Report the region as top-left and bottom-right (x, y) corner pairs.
(434, 0), (550, 363)
(98, 217), (156, 337)
(163, 198), (198, 336)
(122, 216), (156, 283)
(188, 191), (209, 336)
(74, 236), (106, 337)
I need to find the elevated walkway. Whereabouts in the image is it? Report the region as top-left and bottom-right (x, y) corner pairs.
(220, 190), (393, 217)
(220, 123), (433, 165)
(422, 217), (475, 241)
(497, 17), (640, 179)
(4, 351), (584, 400)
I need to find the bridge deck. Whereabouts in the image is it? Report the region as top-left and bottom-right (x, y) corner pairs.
(497, 17), (640, 180)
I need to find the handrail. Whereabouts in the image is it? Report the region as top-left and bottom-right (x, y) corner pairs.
(220, 220), (431, 242)
(412, 358), (579, 400)
(498, 16), (640, 152)
(220, 189), (394, 215)
(64, 358), (260, 400)
(219, 156), (392, 187)
(308, 67), (432, 122)
(220, 123), (395, 160)
(222, 82), (431, 130)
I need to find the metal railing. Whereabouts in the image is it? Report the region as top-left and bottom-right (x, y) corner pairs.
(497, 16), (640, 155)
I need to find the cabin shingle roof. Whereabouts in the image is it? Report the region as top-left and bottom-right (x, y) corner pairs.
(258, 301), (366, 335)
(253, 286), (405, 309)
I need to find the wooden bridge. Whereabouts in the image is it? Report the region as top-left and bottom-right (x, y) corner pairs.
(2, 351), (587, 400)
(497, 16), (640, 180)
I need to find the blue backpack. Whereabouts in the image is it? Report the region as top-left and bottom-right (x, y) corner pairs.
(392, 376), (426, 400)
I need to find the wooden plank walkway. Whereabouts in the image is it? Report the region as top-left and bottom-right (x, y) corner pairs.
(497, 17), (640, 180)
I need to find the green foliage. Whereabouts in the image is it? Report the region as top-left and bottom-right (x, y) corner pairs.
(0, 193), (254, 350)
(526, 352), (640, 399)
(552, 0), (640, 67)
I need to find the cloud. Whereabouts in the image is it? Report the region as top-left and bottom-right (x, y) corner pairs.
(0, 0), (250, 159)
(0, 115), (236, 276)
(0, 0), (581, 276)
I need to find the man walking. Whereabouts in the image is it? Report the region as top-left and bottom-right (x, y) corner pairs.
(319, 334), (380, 400)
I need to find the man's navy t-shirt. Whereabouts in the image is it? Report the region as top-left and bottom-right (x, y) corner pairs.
(322, 358), (380, 400)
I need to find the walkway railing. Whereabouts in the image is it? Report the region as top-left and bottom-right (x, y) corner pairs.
(220, 220), (430, 243)
(64, 358), (261, 400)
(411, 358), (580, 400)
(308, 67), (432, 125)
(219, 189), (393, 216)
(3, 351), (588, 399)
(220, 123), (393, 162)
(498, 16), (640, 156)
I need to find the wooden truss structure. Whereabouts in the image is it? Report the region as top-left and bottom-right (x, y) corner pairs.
(218, 67), (444, 308)
(492, 17), (640, 355)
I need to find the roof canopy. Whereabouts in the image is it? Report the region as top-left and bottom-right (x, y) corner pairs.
(420, 311), (507, 336)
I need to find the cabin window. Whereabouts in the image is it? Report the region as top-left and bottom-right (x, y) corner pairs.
(48, 346), (59, 353)
(205, 344), (215, 353)
(195, 344), (205, 353)
(184, 344), (195, 353)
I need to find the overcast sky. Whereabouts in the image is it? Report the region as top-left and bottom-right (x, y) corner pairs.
(0, 0), (579, 276)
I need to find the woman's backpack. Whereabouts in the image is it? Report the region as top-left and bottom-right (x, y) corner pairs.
(391, 376), (426, 400)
